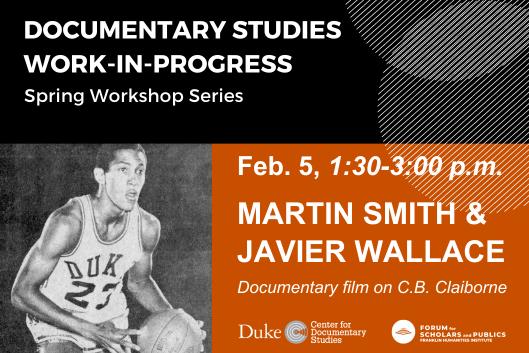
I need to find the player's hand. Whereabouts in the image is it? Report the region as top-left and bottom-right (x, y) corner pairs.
(82, 321), (142, 353)
(196, 320), (207, 353)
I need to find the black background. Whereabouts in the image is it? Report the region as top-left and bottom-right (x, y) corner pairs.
(5, 0), (384, 142)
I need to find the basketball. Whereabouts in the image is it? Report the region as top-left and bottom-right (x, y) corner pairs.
(137, 309), (202, 353)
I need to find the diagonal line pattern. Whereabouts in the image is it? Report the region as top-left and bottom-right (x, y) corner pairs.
(346, 1), (529, 213)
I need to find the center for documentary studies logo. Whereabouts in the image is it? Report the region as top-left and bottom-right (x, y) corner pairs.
(239, 320), (366, 344)
(392, 320), (416, 344)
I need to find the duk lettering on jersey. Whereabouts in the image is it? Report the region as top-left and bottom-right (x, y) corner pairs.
(65, 254), (124, 279)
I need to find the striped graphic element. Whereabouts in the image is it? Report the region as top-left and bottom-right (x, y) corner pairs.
(388, 2), (529, 81)
(346, 1), (529, 212)
(345, 0), (528, 64)
(378, 53), (528, 143)
(346, 0), (455, 60)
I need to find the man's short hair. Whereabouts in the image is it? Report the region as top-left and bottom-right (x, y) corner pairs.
(95, 144), (146, 172)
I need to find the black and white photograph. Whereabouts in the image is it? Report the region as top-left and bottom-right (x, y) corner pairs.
(0, 144), (211, 353)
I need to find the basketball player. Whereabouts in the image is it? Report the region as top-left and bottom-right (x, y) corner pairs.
(11, 144), (206, 353)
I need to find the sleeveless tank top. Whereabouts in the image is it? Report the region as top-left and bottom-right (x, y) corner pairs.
(40, 195), (143, 323)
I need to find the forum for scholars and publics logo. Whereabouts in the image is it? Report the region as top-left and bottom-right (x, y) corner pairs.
(392, 320), (416, 344)
(284, 320), (308, 344)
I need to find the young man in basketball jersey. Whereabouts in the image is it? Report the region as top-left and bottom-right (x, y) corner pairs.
(11, 144), (205, 353)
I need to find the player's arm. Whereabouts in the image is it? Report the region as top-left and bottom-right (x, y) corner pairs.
(130, 210), (207, 352)
(127, 210), (173, 312)
(11, 202), (140, 353)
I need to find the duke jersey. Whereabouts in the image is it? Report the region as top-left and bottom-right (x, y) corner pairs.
(27, 195), (143, 346)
